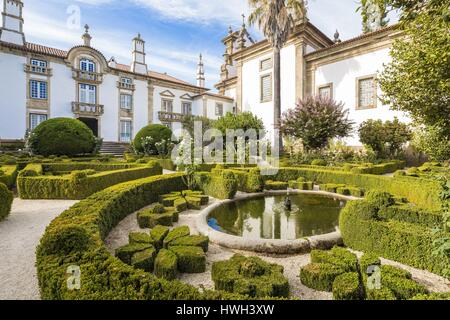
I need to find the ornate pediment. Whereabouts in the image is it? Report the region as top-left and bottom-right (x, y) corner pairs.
(180, 93), (193, 100)
(160, 90), (175, 97)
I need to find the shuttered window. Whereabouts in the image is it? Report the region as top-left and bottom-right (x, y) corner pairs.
(120, 120), (132, 142)
(357, 77), (376, 109)
(120, 94), (133, 110)
(79, 84), (96, 104)
(260, 58), (272, 71)
(260, 74), (272, 102)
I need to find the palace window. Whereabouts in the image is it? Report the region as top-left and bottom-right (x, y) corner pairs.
(182, 102), (192, 115)
(357, 76), (377, 109)
(120, 94), (133, 110)
(29, 113), (47, 131)
(80, 58), (96, 72)
(215, 103), (223, 116)
(260, 74), (272, 102)
(79, 84), (97, 104)
(30, 59), (48, 74)
(120, 120), (132, 143)
(162, 99), (173, 113)
(30, 80), (48, 100)
(318, 84), (333, 100)
(121, 77), (132, 85)
(260, 57), (273, 71)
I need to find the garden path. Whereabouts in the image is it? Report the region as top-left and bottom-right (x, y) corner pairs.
(0, 199), (77, 300)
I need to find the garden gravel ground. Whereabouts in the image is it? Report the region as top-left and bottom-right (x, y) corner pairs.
(0, 199), (77, 300)
(106, 199), (450, 300)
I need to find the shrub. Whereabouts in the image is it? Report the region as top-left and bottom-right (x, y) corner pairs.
(28, 118), (96, 156)
(133, 124), (172, 155)
(154, 249), (178, 280)
(0, 165), (18, 188)
(150, 225), (170, 250)
(131, 247), (157, 272)
(332, 272), (361, 300)
(382, 273), (428, 300)
(366, 287), (397, 300)
(0, 182), (13, 221)
(169, 235), (209, 252)
(310, 247), (358, 273)
(340, 200), (448, 276)
(378, 204), (443, 228)
(358, 118), (412, 159)
(365, 191), (395, 209)
(195, 172), (238, 200)
(39, 224), (91, 255)
(311, 159), (327, 166)
(412, 125), (450, 161)
(320, 183), (346, 193)
(137, 207), (178, 229)
(411, 293), (450, 300)
(212, 255), (289, 298)
(129, 232), (154, 245)
(163, 226), (190, 248)
(170, 246), (206, 273)
(359, 253), (381, 276)
(115, 243), (153, 265)
(299, 263), (345, 292)
(280, 96), (354, 150)
(288, 179), (314, 190)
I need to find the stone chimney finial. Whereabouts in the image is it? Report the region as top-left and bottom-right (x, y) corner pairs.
(82, 24), (92, 46)
(197, 53), (205, 88)
(334, 29), (341, 43)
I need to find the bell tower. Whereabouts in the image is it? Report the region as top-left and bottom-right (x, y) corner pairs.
(0, 0), (25, 45)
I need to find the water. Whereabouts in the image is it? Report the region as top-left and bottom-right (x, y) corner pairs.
(208, 194), (346, 240)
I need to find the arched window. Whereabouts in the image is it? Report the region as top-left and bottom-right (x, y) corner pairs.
(80, 58), (96, 72)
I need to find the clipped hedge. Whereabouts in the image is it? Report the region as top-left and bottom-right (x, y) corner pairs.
(18, 162), (162, 200)
(0, 182), (13, 221)
(332, 272), (361, 300)
(154, 249), (178, 280)
(299, 263), (344, 292)
(264, 167), (442, 210)
(36, 173), (247, 300)
(212, 254), (289, 298)
(195, 171), (237, 199)
(340, 200), (448, 277)
(0, 165), (18, 188)
(170, 246), (206, 273)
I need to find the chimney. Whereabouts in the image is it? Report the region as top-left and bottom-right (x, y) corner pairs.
(196, 54), (205, 88)
(131, 33), (148, 74)
(108, 56), (117, 68)
(0, 0), (25, 45)
(82, 24), (92, 46)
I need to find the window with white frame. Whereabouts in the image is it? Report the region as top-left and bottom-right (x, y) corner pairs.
(79, 84), (97, 104)
(260, 57), (272, 71)
(29, 113), (47, 131)
(80, 58), (96, 72)
(357, 76), (376, 109)
(29, 80), (48, 99)
(30, 59), (48, 73)
(182, 102), (192, 115)
(162, 99), (173, 113)
(120, 94), (133, 110)
(215, 103), (223, 116)
(121, 77), (132, 85)
(260, 74), (272, 102)
(318, 84), (332, 100)
(120, 120), (132, 142)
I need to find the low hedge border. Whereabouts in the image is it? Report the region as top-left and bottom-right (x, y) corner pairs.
(36, 173), (246, 300)
(340, 200), (449, 277)
(0, 165), (18, 188)
(0, 182), (13, 221)
(18, 162), (162, 199)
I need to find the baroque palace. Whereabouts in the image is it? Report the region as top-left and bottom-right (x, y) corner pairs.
(0, 0), (409, 147)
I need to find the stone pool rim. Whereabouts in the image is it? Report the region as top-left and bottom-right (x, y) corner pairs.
(196, 190), (360, 254)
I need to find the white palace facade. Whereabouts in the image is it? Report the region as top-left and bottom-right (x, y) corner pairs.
(0, 0), (410, 147)
(0, 0), (234, 144)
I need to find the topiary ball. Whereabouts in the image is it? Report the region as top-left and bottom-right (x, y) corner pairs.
(133, 124), (172, 154)
(29, 118), (96, 156)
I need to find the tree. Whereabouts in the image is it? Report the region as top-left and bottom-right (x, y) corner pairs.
(412, 125), (450, 162)
(357, 0), (389, 33)
(375, 0), (450, 138)
(248, 0), (307, 151)
(280, 96), (354, 150)
(358, 118), (412, 159)
(181, 115), (215, 139)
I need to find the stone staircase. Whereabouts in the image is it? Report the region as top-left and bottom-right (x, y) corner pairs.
(99, 141), (130, 157)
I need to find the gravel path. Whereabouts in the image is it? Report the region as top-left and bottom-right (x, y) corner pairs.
(105, 200), (450, 299)
(0, 199), (77, 300)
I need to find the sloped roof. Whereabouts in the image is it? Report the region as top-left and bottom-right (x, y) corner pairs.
(114, 63), (193, 86)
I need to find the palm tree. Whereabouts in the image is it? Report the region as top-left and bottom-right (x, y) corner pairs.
(248, 0), (307, 152)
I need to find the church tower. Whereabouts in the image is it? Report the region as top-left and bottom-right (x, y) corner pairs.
(131, 33), (148, 74)
(196, 54), (205, 88)
(0, 0), (26, 45)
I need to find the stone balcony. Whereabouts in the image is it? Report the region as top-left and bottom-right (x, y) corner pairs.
(117, 81), (136, 91)
(72, 102), (104, 117)
(158, 111), (186, 123)
(24, 64), (52, 76)
(72, 69), (103, 84)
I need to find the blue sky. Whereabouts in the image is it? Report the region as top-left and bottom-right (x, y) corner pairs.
(22, 0), (398, 89)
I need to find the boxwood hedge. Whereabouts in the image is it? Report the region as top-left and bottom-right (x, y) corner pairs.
(0, 165), (18, 188)
(36, 173), (246, 300)
(18, 162), (162, 200)
(0, 182), (13, 221)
